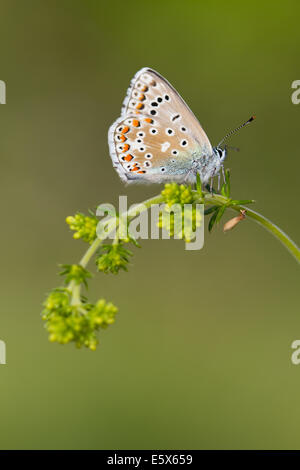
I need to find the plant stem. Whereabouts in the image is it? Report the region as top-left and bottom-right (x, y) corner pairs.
(79, 194), (165, 270)
(202, 193), (300, 263)
(68, 194), (166, 304)
(72, 190), (299, 304)
(230, 205), (300, 263)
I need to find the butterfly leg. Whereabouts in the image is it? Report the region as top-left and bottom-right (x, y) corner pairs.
(183, 169), (192, 185)
(184, 165), (199, 186)
(210, 166), (218, 194)
(217, 173), (221, 191)
(221, 164), (226, 183)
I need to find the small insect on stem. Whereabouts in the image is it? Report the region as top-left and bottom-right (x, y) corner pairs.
(223, 209), (246, 232)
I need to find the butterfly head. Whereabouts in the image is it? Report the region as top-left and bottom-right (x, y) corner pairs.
(214, 146), (227, 163)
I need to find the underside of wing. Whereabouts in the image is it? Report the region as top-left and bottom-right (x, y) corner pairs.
(108, 68), (214, 184)
(108, 114), (200, 184)
(121, 67), (213, 156)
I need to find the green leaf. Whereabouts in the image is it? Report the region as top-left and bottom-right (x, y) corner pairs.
(215, 205), (226, 224)
(208, 209), (219, 232)
(230, 199), (255, 205)
(127, 233), (141, 248)
(204, 205), (219, 215)
(196, 173), (203, 197)
(221, 169), (231, 197)
(59, 264), (92, 288)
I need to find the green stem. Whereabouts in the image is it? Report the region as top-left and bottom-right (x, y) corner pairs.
(203, 193), (300, 264)
(68, 194), (165, 304)
(70, 190), (299, 305)
(69, 280), (82, 307)
(231, 205), (300, 263)
(79, 194), (164, 270)
(79, 237), (103, 269)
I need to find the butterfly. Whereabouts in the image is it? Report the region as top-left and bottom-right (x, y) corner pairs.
(108, 68), (254, 187)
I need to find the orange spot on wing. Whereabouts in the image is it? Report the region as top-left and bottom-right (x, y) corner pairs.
(132, 119), (140, 127)
(141, 85), (148, 92)
(119, 134), (126, 142)
(121, 126), (129, 134)
(122, 144), (130, 152)
(137, 170), (146, 174)
(124, 154), (134, 162)
(144, 118), (153, 124)
(139, 94), (145, 101)
(131, 166), (140, 172)
(136, 103), (144, 110)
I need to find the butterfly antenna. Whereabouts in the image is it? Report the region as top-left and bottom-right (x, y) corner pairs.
(217, 115), (256, 148)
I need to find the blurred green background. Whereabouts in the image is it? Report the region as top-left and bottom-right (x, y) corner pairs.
(0, 0), (299, 449)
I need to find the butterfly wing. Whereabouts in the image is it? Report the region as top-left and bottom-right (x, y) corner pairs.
(108, 68), (213, 183)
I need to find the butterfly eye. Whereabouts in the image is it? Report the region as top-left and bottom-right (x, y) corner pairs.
(166, 128), (175, 136)
(180, 126), (187, 132)
(172, 150), (179, 156)
(145, 153), (153, 159)
(180, 139), (188, 147)
(150, 128), (158, 134)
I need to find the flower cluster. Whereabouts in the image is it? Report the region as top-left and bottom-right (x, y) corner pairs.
(66, 212), (98, 244)
(158, 183), (202, 241)
(161, 183), (195, 207)
(42, 288), (118, 350)
(40, 173), (292, 353)
(96, 242), (133, 274)
(158, 204), (202, 241)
